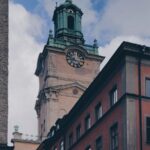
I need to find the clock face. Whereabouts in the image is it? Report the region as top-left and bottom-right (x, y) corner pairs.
(66, 49), (85, 68)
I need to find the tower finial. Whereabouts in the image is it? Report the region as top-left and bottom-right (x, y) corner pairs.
(93, 39), (98, 48)
(14, 125), (19, 132)
(49, 30), (53, 38)
(56, 2), (58, 8)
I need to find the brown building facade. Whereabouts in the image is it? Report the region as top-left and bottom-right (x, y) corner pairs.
(0, 0), (8, 148)
(37, 42), (150, 150)
(0, 0), (13, 149)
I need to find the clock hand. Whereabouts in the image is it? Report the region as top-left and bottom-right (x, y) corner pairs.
(74, 52), (80, 61)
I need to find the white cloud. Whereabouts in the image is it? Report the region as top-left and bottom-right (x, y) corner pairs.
(93, 0), (150, 42)
(9, 2), (45, 143)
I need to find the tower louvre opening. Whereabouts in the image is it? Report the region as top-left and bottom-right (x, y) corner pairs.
(68, 16), (74, 30)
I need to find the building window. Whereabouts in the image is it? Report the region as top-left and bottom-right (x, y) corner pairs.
(95, 103), (102, 122)
(53, 147), (57, 150)
(69, 133), (73, 147)
(146, 117), (150, 143)
(96, 136), (102, 150)
(51, 129), (55, 136)
(146, 78), (150, 97)
(68, 16), (74, 30)
(85, 145), (92, 150)
(60, 140), (64, 150)
(44, 120), (45, 132)
(85, 115), (91, 131)
(76, 124), (81, 140)
(110, 123), (118, 150)
(110, 86), (118, 106)
(40, 124), (43, 139)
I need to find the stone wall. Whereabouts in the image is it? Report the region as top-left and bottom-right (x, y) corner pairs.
(0, 0), (8, 145)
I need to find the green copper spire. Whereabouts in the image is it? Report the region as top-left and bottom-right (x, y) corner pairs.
(52, 0), (84, 44)
(46, 0), (99, 55)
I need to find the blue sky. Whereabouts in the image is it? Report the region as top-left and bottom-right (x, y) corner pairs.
(11, 0), (110, 45)
(13, 0), (108, 13)
(13, 0), (107, 12)
(11, 0), (150, 45)
(9, 0), (150, 144)
(12, 0), (38, 11)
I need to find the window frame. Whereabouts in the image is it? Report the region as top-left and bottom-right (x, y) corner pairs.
(53, 146), (57, 150)
(60, 140), (64, 150)
(68, 132), (73, 147)
(110, 85), (118, 106)
(145, 78), (150, 97)
(44, 120), (45, 132)
(76, 124), (81, 140)
(85, 114), (91, 131)
(110, 123), (118, 150)
(85, 145), (92, 150)
(146, 117), (150, 144)
(95, 102), (103, 122)
(95, 136), (103, 150)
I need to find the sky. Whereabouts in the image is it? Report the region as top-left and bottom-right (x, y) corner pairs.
(9, 0), (150, 144)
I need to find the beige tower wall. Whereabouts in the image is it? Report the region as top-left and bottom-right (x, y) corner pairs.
(36, 48), (103, 140)
(39, 86), (84, 138)
(39, 51), (101, 90)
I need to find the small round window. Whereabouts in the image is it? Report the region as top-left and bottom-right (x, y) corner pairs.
(73, 89), (78, 95)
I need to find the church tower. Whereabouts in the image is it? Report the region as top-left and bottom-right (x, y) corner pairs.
(35, 0), (104, 140)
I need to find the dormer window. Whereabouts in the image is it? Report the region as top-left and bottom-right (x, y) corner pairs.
(52, 130), (55, 136)
(56, 124), (60, 130)
(68, 16), (74, 30)
(60, 140), (64, 150)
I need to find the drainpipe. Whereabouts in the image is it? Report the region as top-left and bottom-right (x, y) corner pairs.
(138, 46), (145, 150)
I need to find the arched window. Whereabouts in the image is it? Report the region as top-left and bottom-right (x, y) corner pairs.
(68, 16), (74, 30)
